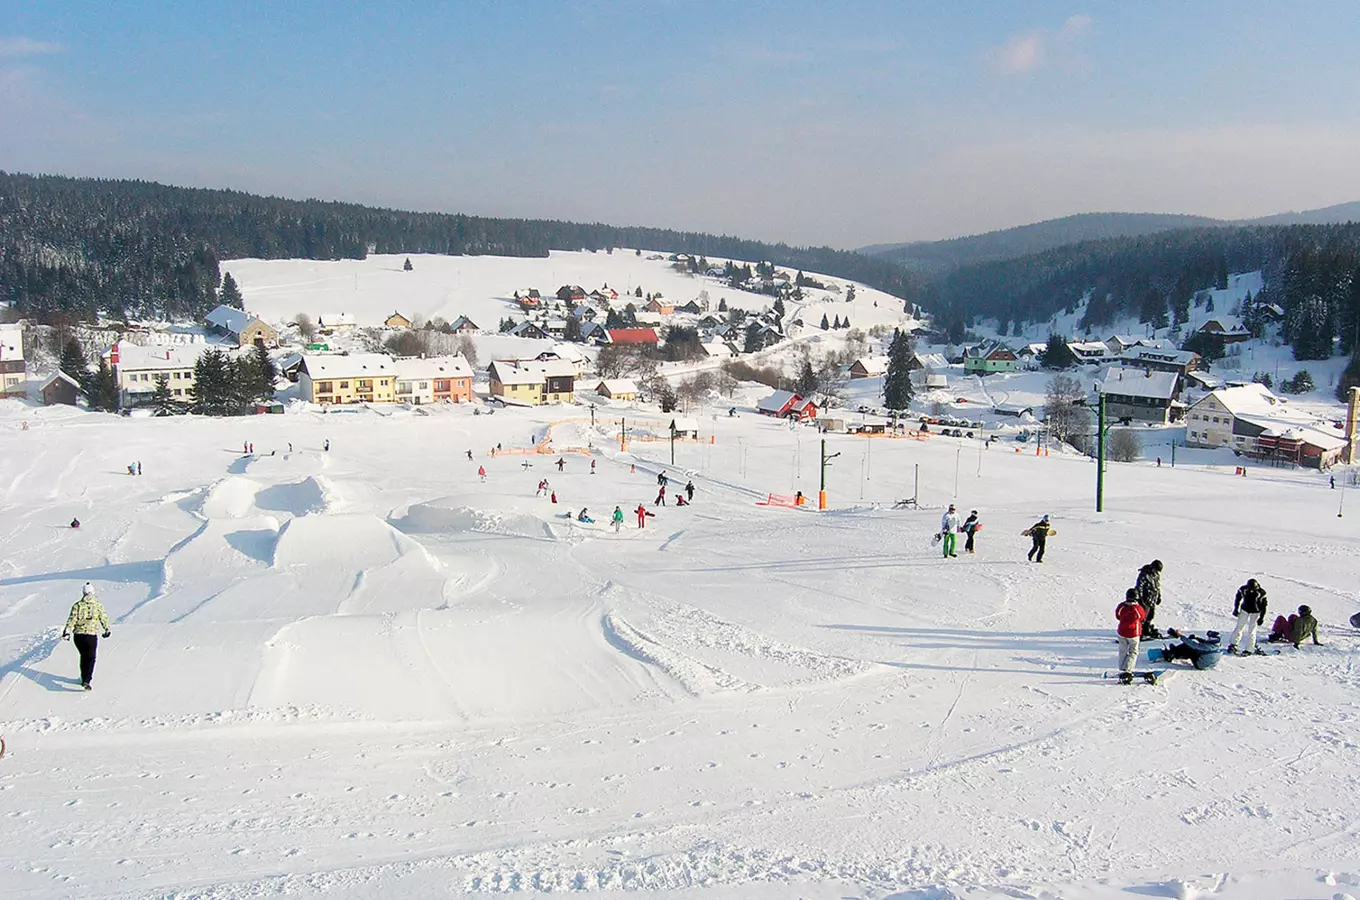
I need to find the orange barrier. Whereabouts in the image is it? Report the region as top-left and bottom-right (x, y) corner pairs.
(756, 493), (805, 508)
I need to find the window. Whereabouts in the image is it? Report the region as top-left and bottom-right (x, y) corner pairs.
(418, 381), (428, 390)
(1212, 416), (1219, 423)
(173, 388), (183, 396)
(339, 381), (349, 389)
(317, 382), (332, 394)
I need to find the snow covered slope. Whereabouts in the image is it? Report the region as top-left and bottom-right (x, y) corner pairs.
(1, 396), (1358, 900)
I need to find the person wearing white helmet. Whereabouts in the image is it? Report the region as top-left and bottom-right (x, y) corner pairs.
(939, 504), (960, 558)
(61, 582), (111, 690)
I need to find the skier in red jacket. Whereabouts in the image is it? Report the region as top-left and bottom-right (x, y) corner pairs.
(635, 504), (654, 528)
(1115, 588), (1147, 684)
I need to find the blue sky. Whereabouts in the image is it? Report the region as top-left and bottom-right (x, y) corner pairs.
(2, 1), (1359, 247)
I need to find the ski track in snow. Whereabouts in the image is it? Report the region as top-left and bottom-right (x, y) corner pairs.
(2, 344), (1360, 900)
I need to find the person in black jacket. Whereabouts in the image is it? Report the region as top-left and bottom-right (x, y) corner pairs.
(1228, 578), (1268, 655)
(1133, 560), (1164, 639)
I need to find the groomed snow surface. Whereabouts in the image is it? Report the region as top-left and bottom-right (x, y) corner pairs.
(2, 398), (1359, 900)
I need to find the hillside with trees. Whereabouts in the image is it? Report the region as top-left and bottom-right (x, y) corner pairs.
(0, 172), (925, 323)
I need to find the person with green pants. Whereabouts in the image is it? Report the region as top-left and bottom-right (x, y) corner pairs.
(940, 504), (960, 558)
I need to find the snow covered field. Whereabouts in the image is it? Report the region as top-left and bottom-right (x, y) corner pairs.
(2, 395), (1360, 900)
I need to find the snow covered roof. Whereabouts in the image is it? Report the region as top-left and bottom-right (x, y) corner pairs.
(1101, 366), (1178, 400)
(1246, 420), (1347, 451)
(490, 358), (577, 385)
(0, 323), (22, 360)
(757, 390), (798, 413)
(852, 356), (889, 376)
(669, 417), (699, 432)
(205, 305), (254, 334)
(392, 355), (473, 381)
(915, 352), (948, 369)
(1201, 383), (1287, 417)
(319, 312), (356, 328)
(449, 316), (479, 331)
(1067, 340), (1111, 357)
(596, 378), (638, 395)
(300, 353), (394, 379)
(112, 340), (215, 371)
(545, 342), (590, 363)
(1120, 346), (1199, 367)
(1198, 316), (1249, 335)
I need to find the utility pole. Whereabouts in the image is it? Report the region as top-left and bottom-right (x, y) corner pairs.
(819, 438), (840, 510)
(619, 418), (628, 453)
(1096, 393), (1106, 512)
(590, 403), (596, 428)
(669, 420), (676, 466)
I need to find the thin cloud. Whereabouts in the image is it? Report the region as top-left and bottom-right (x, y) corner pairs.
(985, 15), (1092, 75)
(0, 36), (65, 58)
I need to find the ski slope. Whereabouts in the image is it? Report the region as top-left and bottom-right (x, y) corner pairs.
(2, 396), (1359, 900)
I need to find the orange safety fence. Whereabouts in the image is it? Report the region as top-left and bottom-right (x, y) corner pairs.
(756, 493), (807, 508)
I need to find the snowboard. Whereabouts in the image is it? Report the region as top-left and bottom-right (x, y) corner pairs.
(1351, 611), (1360, 629)
(1103, 670), (1164, 685)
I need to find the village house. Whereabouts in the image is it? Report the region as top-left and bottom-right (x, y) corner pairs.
(1195, 316), (1252, 344)
(205, 305), (279, 348)
(963, 342), (1020, 375)
(603, 327), (660, 347)
(645, 298), (675, 316)
(108, 340), (213, 407)
(595, 378), (639, 401)
(700, 340), (739, 360)
(849, 356), (889, 379)
(1100, 366), (1181, 424)
(1105, 335), (1147, 354)
(757, 389), (818, 421)
(0, 323), (26, 396)
(1120, 345), (1200, 378)
(677, 299), (704, 315)
(392, 355), (474, 404)
(535, 344), (591, 376)
(555, 285), (587, 303)
(570, 304), (598, 322)
(449, 315), (480, 333)
(508, 321), (548, 340)
(39, 371), (81, 406)
(1185, 383), (1288, 450)
(1066, 340), (1113, 364)
(384, 311), (412, 329)
(488, 358), (576, 406)
(298, 353), (397, 405)
(669, 416), (700, 439)
(318, 312), (357, 332)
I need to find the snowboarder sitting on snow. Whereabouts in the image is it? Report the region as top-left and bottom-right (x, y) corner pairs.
(70, 517), (81, 529)
(61, 582), (111, 690)
(962, 510), (981, 554)
(1022, 515), (1052, 562)
(1228, 578), (1268, 655)
(1133, 559), (1164, 639)
(1159, 632), (1224, 669)
(1269, 605), (1322, 648)
(1115, 588), (1147, 684)
(675, 493), (689, 506)
(577, 508), (594, 524)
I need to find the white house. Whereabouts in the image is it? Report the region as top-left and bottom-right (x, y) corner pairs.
(392, 355), (474, 404)
(108, 340), (214, 406)
(318, 312), (357, 331)
(0, 323), (25, 396)
(1067, 340), (1113, 364)
(595, 378), (639, 401)
(1185, 383), (1289, 449)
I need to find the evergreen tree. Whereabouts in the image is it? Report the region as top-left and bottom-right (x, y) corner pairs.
(564, 315), (583, 342)
(622, 303), (638, 327)
(59, 338), (89, 389)
(403, 257), (413, 271)
(743, 322), (762, 354)
(253, 343), (277, 399)
(1040, 334), (1076, 369)
(717, 297), (727, 312)
(219, 271), (244, 308)
(820, 313), (830, 330)
(604, 308), (624, 330)
(87, 358), (120, 412)
(1337, 351), (1360, 402)
(190, 348), (236, 415)
(794, 358), (818, 396)
(150, 375), (182, 415)
(882, 329), (915, 411)
(772, 297), (785, 320)
(846, 284), (856, 302)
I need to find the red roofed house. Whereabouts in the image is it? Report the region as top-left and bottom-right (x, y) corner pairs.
(756, 390), (818, 421)
(604, 328), (660, 346)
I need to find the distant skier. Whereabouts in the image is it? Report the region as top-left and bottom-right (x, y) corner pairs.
(1269, 604), (1322, 648)
(939, 505), (960, 558)
(962, 510), (981, 554)
(655, 487), (666, 507)
(685, 480), (695, 502)
(1022, 515), (1052, 562)
(657, 472), (669, 489)
(70, 517), (81, 529)
(477, 465), (486, 482)
(550, 490), (558, 504)
(323, 439), (330, 452)
(1115, 588), (1147, 684)
(591, 459), (597, 475)
(61, 582), (111, 691)
(127, 463), (137, 476)
(1330, 474), (1336, 489)
(1227, 578), (1268, 656)
(288, 443), (294, 453)
(243, 441), (249, 454)
(1133, 560), (1164, 639)
(635, 503), (654, 528)
(612, 506), (624, 533)
(467, 450), (473, 461)
(577, 508), (594, 524)
(556, 457), (565, 472)
(136, 461), (142, 476)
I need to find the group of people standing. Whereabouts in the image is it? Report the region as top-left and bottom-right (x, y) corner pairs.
(936, 508), (1052, 562)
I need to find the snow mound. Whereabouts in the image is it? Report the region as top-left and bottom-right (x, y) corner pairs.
(603, 612), (757, 696)
(199, 476), (263, 518)
(391, 498), (550, 540)
(253, 475), (336, 516)
(272, 514), (413, 573)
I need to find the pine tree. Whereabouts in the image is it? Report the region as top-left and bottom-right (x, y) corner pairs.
(846, 285), (856, 302)
(150, 375), (181, 415)
(59, 339), (89, 390)
(1040, 334), (1076, 369)
(190, 348), (236, 415)
(820, 313), (830, 330)
(717, 297), (727, 312)
(795, 359), (818, 396)
(743, 322), (762, 354)
(403, 257), (413, 271)
(882, 329), (915, 411)
(87, 358), (120, 412)
(772, 297), (785, 320)
(253, 343), (277, 399)
(219, 272), (244, 308)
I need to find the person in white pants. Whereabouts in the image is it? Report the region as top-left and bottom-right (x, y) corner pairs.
(1228, 578), (1267, 655)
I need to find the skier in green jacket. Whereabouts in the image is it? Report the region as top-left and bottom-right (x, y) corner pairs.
(611, 505), (624, 533)
(62, 582), (111, 690)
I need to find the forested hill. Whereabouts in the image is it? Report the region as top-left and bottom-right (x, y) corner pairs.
(0, 172), (925, 321)
(861, 212), (1228, 272)
(933, 222), (1360, 365)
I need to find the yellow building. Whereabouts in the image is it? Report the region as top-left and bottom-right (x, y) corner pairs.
(299, 353), (397, 404)
(489, 359), (576, 406)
